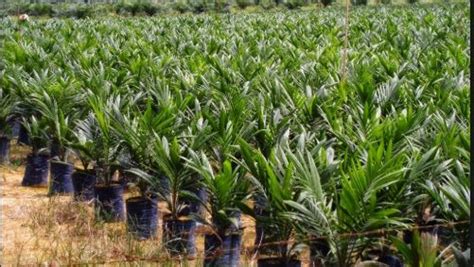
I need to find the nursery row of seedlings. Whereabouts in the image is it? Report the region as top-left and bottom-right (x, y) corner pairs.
(0, 3), (470, 266)
(7, 123), (330, 267)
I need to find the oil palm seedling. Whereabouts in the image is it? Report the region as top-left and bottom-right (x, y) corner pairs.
(283, 142), (337, 266)
(186, 150), (252, 267)
(126, 135), (204, 254)
(154, 134), (204, 257)
(175, 107), (215, 220)
(336, 143), (412, 265)
(30, 81), (79, 196)
(284, 140), (411, 266)
(20, 116), (50, 187)
(423, 160), (470, 250)
(69, 120), (97, 202)
(117, 102), (210, 253)
(112, 100), (177, 240)
(74, 95), (125, 222)
(239, 139), (302, 266)
(160, 121), (214, 254)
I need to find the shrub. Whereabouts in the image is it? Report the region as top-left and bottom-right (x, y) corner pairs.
(140, 3), (160, 16)
(27, 3), (54, 17)
(321, 0), (332, 6)
(114, 2), (159, 16)
(73, 5), (94, 19)
(5, 3), (28, 16)
(190, 0), (210, 13)
(53, 4), (93, 19)
(214, 0), (230, 12)
(113, 2), (129, 15)
(135, 2), (159, 16)
(90, 4), (115, 16)
(284, 0), (306, 9)
(259, 0), (276, 9)
(173, 1), (191, 13)
(236, 0), (254, 9)
(128, 3), (142, 16)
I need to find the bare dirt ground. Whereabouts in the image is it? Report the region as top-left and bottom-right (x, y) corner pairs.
(2, 143), (297, 266)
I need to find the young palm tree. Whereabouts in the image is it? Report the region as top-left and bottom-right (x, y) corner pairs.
(20, 116), (50, 187)
(285, 137), (426, 266)
(114, 99), (210, 248)
(28, 79), (80, 195)
(127, 135), (204, 251)
(73, 95), (127, 222)
(239, 139), (301, 265)
(423, 160), (470, 249)
(186, 150), (252, 267)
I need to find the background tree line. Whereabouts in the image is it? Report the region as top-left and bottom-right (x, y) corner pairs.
(0, 0), (445, 18)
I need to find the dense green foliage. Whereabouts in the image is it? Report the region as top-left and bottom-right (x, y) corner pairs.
(2, 1), (305, 18)
(0, 3), (470, 265)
